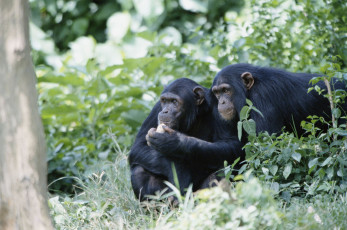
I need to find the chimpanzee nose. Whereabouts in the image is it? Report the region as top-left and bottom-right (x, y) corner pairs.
(163, 110), (168, 113)
(220, 98), (225, 104)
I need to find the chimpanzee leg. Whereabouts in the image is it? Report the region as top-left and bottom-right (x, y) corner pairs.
(131, 165), (167, 201)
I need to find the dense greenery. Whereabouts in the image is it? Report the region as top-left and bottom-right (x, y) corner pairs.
(30, 0), (244, 50)
(30, 0), (346, 228)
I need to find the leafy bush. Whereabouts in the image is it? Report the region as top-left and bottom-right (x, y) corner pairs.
(158, 177), (283, 229)
(197, 0), (347, 71)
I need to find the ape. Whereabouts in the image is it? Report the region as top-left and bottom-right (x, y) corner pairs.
(129, 78), (243, 200)
(211, 63), (347, 136)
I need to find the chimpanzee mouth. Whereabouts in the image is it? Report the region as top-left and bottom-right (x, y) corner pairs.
(218, 107), (233, 114)
(218, 108), (235, 121)
(159, 121), (175, 128)
(162, 122), (172, 128)
(158, 120), (172, 127)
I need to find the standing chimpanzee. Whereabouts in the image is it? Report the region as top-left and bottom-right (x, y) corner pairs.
(129, 78), (243, 201)
(211, 63), (347, 136)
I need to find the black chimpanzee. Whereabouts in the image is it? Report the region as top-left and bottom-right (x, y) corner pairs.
(129, 78), (243, 200)
(211, 63), (347, 136)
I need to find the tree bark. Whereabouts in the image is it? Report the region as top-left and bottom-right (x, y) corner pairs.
(0, 0), (53, 229)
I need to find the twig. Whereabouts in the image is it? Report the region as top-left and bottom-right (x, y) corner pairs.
(324, 78), (336, 140)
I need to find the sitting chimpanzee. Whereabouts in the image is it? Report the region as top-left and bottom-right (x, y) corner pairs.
(211, 63), (347, 136)
(129, 78), (243, 201)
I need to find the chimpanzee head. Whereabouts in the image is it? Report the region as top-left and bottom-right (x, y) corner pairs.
(211, 64), (256, 122)
(158, 78), (206, 132)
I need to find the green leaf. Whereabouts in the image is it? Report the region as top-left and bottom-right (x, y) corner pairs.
(217, 55), (229, 68)
(337, 168), (343, 177)
(133, 0), (164, 20)
(255, 159), (260, 168)
(251, 106), (264, 118)
(270, 165), (278, 176)
(41, 105), (78, 116)
(326, 167), (334, 179)
(142, 57), (166, 76)
(234, 174), (243, 181)
(239, 106), (249, 121)
(335, 129), (347, 136)
(72, 18), (89, 36)
(137, 30), (157, 42)
(291, 152), (301, 162)
(231, 157), (240, 169)
(262, 167), (269, 176)
(318, 168), (325, 178)
(233, 38), (246, 49)
(237, 121), (243, 140)
(245, 99), (253, 106)
(308, 165), (316, 175)
(320, 156), (332, 166)
(271, 182), (279, 193)
(107, 12), (131, 43)
(337, 156), (347, 166)
(100, 65), (123, 76)
(283, 163), (292, 179)
(179, 0), (208, 13)
(332, 108), (341, 119)
(308, 158), (319, 168)
(123, 57), (155, 71)
(39, 74), (84, 86)
(122, 109), (147, 128)
(243, 119), (256, 136)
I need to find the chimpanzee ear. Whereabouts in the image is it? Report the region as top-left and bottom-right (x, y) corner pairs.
(241, 72), (254, 90)
(193, 86), (205, 105)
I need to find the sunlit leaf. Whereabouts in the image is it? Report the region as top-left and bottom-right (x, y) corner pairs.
(283, 163), (292, 179)
(179, 0), (208, 13)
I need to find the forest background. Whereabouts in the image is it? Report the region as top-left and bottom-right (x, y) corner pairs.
(29, 0), (346, 229)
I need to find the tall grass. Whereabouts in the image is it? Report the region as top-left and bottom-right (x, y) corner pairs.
(48, 133), (347, 229)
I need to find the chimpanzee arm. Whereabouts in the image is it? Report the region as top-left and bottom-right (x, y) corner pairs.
(147, 127), (244, 169)
(128, 102), (170, 176)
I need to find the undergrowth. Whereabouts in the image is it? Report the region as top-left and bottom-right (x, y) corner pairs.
(48, 131), (347, 229)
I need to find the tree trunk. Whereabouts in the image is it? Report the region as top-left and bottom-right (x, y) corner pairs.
(0, 0), (53, 229)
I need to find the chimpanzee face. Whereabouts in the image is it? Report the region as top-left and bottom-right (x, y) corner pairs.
(212, 83), (236, 121)
(212, 71), (254, 122)
(158, 92), (184, 129)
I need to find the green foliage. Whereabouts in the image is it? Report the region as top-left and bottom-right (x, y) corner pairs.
(48, 144), (166, 229)
(30, 0), (244, 50)
(281, 194), (347, 229)
(30, 0), (122, 50)
(238, 99), (263, 140)
(158, 177), (283, 229)
(198, 0), (347, 71)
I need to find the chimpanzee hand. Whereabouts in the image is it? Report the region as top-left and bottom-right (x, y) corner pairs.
(145, 126), (188, 157)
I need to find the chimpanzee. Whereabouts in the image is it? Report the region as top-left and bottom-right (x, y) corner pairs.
(211, 63), (347, 136)
(129, 78), (243, 201)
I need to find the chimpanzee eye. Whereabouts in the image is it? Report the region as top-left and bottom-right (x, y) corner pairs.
(172, 99), (177, 104)
(223, 88), (228, 93)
